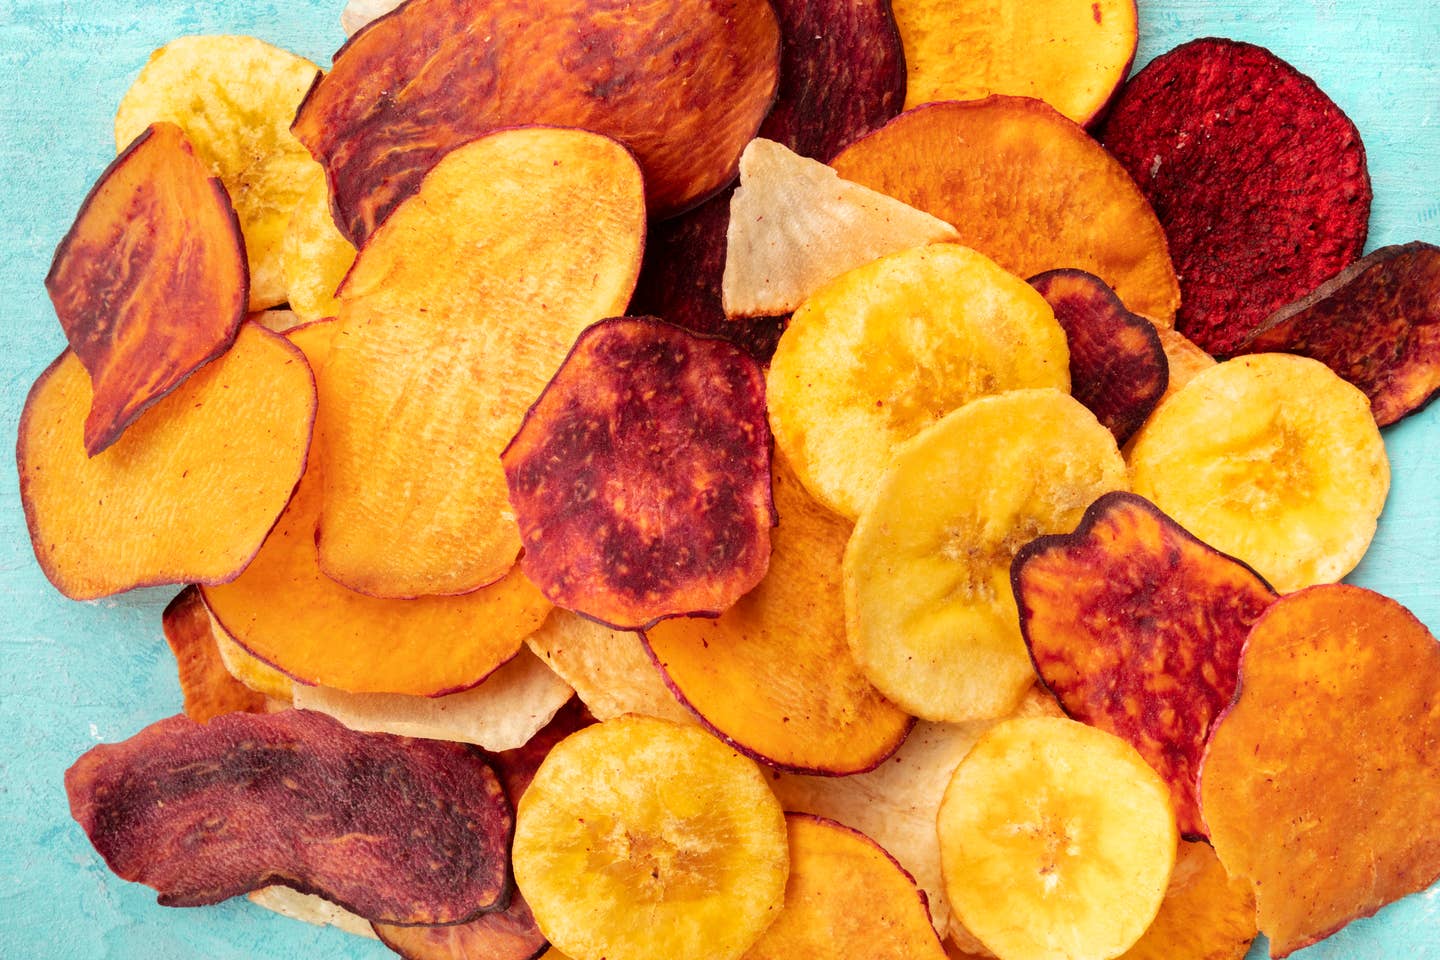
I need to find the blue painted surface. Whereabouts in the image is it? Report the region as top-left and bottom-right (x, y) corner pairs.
(0, 1), (1435, 957)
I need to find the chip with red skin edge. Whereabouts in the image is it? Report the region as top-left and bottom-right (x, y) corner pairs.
(64, 708), (512, 925)
(1098, 37), (1371, 356)
(1013, 491), (1277, 838)
(1237, 242), (1440, 426)
(503, 317), (773, 631)
(161, 586), (267, 724)
(1028, 269), (1168, 444)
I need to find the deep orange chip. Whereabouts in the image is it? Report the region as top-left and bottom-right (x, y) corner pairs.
(1117, 841), (1256, 960)
(45, 122), (247, 455)
(161, 587), (268, 723)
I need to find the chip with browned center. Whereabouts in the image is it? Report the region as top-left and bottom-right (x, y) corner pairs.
(161, 587), (267, 724)
(1014, 491), (1278, 838)
(64, 709), (512, 925)
(45, 122), (247, 456)
(504, 317), (772, 629)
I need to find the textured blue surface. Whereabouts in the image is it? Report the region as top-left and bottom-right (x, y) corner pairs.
(0, 1), (1436, 958)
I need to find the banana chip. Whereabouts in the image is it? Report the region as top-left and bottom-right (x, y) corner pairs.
(282, 173), (356, 324)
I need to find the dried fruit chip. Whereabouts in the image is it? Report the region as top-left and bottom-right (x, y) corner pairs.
(503, 318), (773, 630)
(162, 587), (267, 723)
(281, 172), (356, 325)
(938, 716), (1177, 960)
(513, 715), (788, 960)
(832, 98), (1180, 323)
(114, 35), (322, 311)
(1014, 491), (1278, 837)
(65, 709), (512, 924)
(18, 323), (315, 601)
(1238, 242), (1440, 426)
(1128, 353), (1389, 593)
(1028, 269), (1168, 444)
(1200, 584), (1440, 957)
(1099, 38), (1371, 355)
(45, 122), (246, 456)
(845, 389), (1128, 721)
(248, 887), (376, 940)
(1117, 841), (1256, 960)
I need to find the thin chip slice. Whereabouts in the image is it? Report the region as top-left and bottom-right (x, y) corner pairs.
(248, 887), (377, 940)
(832, 98), (1180, 323)
(208, 606), (294, 703)
(1153, 326), (1215, 404)
(250, 309), (303, 332)
(513, 715), (789, 960)
(46, 122), (247, 455)
(282, 173), (356, 325)
(1117, 841), (1256, 960)
(341, 0), (402, 33)
(162, 587), (267, 723)
(1200, 585), (1440, 957)
(846, 389), (1128, 722)
(1128, 353), (1389, 593)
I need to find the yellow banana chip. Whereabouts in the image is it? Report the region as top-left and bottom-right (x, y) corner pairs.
(282, 173), (356, 324)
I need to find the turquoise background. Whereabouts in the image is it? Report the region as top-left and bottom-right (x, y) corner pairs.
(0, 1), (1435, 957)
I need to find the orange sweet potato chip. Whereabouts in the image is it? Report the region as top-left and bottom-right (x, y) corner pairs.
(45, 122), (247, 455)
(1117, 841), (1256, 960)
(162, 587), (267, 723)
(831, 97), (1180, 323)
(1199, 584), (1440, 956)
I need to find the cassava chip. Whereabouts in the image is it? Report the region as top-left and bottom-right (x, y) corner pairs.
(503, 317), (773, 630)
(1028, 269), (1168, 444)
(18, 323), (315, 601)
(1199, 584), (1440, 957)
(513, 715), (788, 960)
(768, 243), (1069, 519)
(1117, 841), (1256, 960)
(845, 389), (1127, 722)
(1238, 241), (1440, 425)
(162, 587), (267, 723)
(316, 127), (645, 598)
(115, 35), (322, 311)
(832, 98), (1180, 323)
(45, 122), (246, 455)
(1128, 353), (1389, 593)
(1014, 491), (1278, 837)
(248, 887), (377, 940)
(525, 610), (692, 724)
(1099, 38), (1371, 355)
(65, 709), (511, 924)
(281, 173), (356, 325)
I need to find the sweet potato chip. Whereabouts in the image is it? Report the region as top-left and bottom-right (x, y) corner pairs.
(503, 318), (773, 630)
(65, 709), (512, 924)
(162, 587), (267, 723)
(1199, 584), (1440, 957)
(645, 456), (912, 775)
(1153, 326), (1215, 404)
(1099, 38), (1371, 355)
(248, 887), (377, 939)
(316, 127), (645, 597)
(18, 323), (314, 601)
(831, 98), (1180, 323)
(45, 122), (246, 455)
(1014, 491), (1278, 837)
(281, 173), (355, 325)
(1117, 841), (1256, 960)
(1238, 242), (1440, 426)
(207, 606), (295, 703)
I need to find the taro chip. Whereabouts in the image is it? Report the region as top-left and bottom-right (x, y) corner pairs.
(161, 587), (267, 723)
(503, 317), (774, 631)
(45, 122), (247, 455)
(64, 709), (512, 924)
(1013, 491), (1278, 838)
(1199, 584), (1440, 957)
(1238, 242), (1440, 425)
(1028, 269), (1168, 444)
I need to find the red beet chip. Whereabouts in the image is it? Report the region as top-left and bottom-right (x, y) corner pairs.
(1099, 38), (1371, 356)
(1237, 242), (1440, 426)
(503, 317), (773, 631)
(64, 709), (512, 924)
(1028, 269), (1168, 444)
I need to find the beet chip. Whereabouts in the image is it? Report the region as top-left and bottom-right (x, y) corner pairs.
(1014, 492), (1278, 838)
(65, 709), (511, 925)
(1099, 38), (1371, 355)
(1238, 242), (1440, 426)
(1028, 269), (1168, 444)
(504, 318), (773, 630)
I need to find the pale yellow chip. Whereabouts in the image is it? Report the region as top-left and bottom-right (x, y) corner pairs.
(768, 243), (1069, 519)
(282, 173), (357, 324)
(247, 887), (377, 939)
(115, 35), (323, 311)
(341, 0), (403, 35)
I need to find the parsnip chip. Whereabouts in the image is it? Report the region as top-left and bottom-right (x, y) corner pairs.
(162, 587), (267, 723)
(768, 243), (1069, 519)
(845, 389), (1127, 722)
(832, 98), (1180, 323)
(1128, 353), (1389, 593)
(114, 35), (322, 311)
(1117, 841), (1256, 960)
(281, 173), (355, 325)
(247, 887), (377, 940)
(1200, 585), (1440, 957)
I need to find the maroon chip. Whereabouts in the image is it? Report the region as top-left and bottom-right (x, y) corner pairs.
(1098, 38), (1371, 356)
(502, 317), (773, 632)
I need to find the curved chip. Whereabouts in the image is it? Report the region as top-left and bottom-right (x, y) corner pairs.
(281, 173), (356, 325)
(503, 318), (773, 630)
(162, 587), (267, 724)
(1153, 326), (1216, 404)
(208, 605), (295, 703)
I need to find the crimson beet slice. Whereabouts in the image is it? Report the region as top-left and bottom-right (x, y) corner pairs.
(1028, 269), (1168, 444)
(1013, 492), (1278, 838)
(64, 709), (511, 924)
(1099, 38), (1371, 356)
(502, 317), (773, 631)
(1237, 242), (1440, 426)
